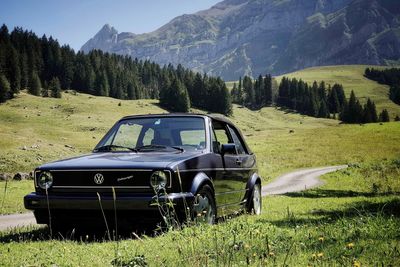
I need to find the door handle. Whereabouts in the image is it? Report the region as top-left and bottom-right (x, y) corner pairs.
(235, 159), (242, 166)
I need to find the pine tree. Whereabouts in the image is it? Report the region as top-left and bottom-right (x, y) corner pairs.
(127, 79), (137, 100)
(379, 109), (390, 122)
(237, 76), (243, 105)
(389, 85), (400, 105)
(264, 74), (272, 105)
(0, 74), (10, 103)
(173, 78), (190, 112)
(362, 98), (378, 123)
(278, 77), (289, 107)
(340, 90), (363, 123)
(243, 76), (254, 106)
(255, 74), (263, 106)
(7, 46), (21, 96)
(217, 78), (232, 116)
(28, 72), (41, 96)
(49, 77), (62, 98)
(231, 82), (238, 103)
(328, 84), (340, 113)
(317, 100), (329, 118)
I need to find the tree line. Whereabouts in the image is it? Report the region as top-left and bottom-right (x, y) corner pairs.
(0, 24), (232, 115)
(232, 74), (392, 123)
(277, 77), (392, 123)
(230, 75), (273, 108)
(365, 67), (400, 106)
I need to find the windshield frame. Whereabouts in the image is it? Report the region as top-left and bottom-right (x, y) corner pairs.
(93, 115), (210, 153)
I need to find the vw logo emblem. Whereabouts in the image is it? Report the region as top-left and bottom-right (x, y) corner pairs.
(94, 173), (104, 184)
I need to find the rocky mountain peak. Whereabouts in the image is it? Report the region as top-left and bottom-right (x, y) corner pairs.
(81, 0), (400, 80)
(81, 23), (119, 53)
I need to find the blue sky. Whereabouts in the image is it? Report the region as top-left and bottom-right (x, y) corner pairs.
(1, 0), (221, 51)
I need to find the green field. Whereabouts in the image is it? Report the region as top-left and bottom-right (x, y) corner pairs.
(0, 66), (400, 266)
(0, 160), (399, 266)
(1, 90), (400, 214)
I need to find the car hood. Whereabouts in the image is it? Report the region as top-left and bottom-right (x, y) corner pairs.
(38, 151), (204, 170)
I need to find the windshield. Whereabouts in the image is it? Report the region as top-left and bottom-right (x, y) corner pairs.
(95, 116), (206, 152)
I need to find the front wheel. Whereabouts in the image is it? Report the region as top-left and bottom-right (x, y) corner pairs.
(247, 183), (262, 215)
(192, 185), (216, 224)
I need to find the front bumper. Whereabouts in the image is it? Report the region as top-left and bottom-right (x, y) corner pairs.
(24, 192), (195, 225)
(24, 192), (195, 211)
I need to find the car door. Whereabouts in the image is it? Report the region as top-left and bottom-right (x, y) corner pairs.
(211, 121), (244, 216)
(227, 124), (253, 204)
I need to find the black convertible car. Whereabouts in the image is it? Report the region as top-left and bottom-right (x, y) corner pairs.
(24, 114), (262, 229)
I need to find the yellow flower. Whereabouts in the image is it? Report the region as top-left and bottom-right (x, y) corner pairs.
(269, 252), (275, 257)
(353, 260), (361, 267)
(312, 253), (317, 259)
(318, 236), (324, 242)
(317, 252), (324, 258)
(346, 243), (355, 249)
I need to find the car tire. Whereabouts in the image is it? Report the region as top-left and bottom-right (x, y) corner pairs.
(247, 183), (262, 215)
(192, 185), (217, 224)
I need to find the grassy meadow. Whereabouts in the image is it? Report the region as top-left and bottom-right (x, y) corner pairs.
(1, 90), (400, 215)
(0, 160), (399, 266)
(0, 66), (399, 266)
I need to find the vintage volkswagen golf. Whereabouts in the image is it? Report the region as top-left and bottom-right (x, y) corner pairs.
(24, 114), (262, 229)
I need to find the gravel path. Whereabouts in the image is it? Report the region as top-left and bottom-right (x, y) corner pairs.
(0, 165), (347, 231)
(262, 165), (347, 196)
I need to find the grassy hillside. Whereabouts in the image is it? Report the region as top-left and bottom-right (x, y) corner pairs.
(0, 89), (399, 266)
(1, 90), (400, 178)
(275, 65), (400, 118)
(1, 91), (400, 214)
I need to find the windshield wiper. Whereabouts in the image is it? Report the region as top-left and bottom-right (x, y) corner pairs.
(135, 144), (184, 152)
(94, 145), (138, 152)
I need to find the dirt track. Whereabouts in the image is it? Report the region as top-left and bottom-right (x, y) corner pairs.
(0, 165), (346, 231)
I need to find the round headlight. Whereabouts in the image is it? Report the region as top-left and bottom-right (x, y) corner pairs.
(38, 171), (53, 189)
(150, 171), (167, 190)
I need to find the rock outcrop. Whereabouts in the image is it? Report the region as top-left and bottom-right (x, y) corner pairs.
(81, 0), (400, 80)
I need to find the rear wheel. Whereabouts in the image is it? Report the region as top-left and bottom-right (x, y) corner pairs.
(192, 185), (216, 224)
(247, 183), (262, 215)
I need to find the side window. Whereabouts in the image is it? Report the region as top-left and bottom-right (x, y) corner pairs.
(212, 120), (233, 153)
(228, 125), (247, 155)
(214, 128), (230, 145)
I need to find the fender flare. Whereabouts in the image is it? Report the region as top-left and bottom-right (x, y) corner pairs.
(190, 172), (214, 195)
(244, 172), (262, 209)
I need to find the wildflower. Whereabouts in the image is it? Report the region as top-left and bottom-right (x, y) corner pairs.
(346, 243), (355, 249)
(268, 252), (275, 257)
(312, 253), (317, 259)
(353, 260), (361, 267)
(317, 252), (324, 258)
(318, 236), (324, 242)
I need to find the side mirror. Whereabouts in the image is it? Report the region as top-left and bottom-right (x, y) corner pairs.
(221, 143), (237, 155)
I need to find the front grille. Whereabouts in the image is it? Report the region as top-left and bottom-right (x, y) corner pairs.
(40, 169), (171, 193)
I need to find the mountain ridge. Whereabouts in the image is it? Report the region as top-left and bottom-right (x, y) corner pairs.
(81, 0), (400, 80)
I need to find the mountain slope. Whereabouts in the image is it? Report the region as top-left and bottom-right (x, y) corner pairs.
(275, 65), (400, 118)
(81, 0), (400, 80)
